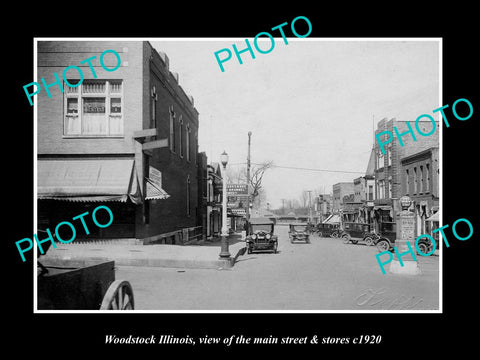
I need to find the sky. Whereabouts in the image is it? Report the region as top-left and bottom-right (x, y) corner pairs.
(150, 39), (440, 209)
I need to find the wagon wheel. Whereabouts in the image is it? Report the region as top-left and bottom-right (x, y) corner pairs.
(100, 280), (134, 310)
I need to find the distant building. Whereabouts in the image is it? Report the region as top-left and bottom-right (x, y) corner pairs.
(332, 182), (354, 213)
(315, 194), (332, 222)
(206, 163), (222, 239)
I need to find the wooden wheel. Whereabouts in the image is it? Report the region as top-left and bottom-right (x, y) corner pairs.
(100, 280), (134, 310)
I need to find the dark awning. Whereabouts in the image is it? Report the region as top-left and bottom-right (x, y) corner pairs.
(37, 158), (142, 204)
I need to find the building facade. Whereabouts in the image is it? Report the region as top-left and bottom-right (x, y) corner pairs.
(37, 41), (201, 243)
(373, 117), (439, 233)
(332, 182), (354, 213)
(401, 147), (439, 237)
(206, 163), (223, 239)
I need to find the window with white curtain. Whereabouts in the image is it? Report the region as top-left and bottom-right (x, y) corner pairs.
(64, 80), (123, 136)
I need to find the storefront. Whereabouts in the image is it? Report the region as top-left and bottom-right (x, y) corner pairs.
(37, 158), (142, 239)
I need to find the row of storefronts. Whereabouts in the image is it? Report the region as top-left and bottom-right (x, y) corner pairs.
(330, 118), (439, 239)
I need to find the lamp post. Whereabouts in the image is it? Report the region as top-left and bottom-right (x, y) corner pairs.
(219, 150), (231, 259)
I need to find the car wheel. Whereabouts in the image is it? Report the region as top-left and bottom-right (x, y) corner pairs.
(376, 240), (390, 252)
(342, 234), (350, 244)
(318, 231), (323, 238)
(351, 239), (359, 245)
(364, 236), (373, 246)
(273, 242), (278, 253)
(417, 242), (428, 255)
(247, 247), (252, 254)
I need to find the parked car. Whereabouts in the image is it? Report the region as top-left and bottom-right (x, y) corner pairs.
(374, 222), (396, 251)
(341, 222), (378, 246)
(289, 223), (311, 244)
(246, 217), (278, 254)
(375, 221), (438, 255)
(315, 223), (340, 238)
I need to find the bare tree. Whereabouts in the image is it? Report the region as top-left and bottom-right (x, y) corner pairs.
(225, 161), (274, 210)
(249, 161), (274, 204)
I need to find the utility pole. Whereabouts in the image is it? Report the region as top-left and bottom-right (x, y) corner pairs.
(246, 131), (252, 223)
(307, 190), (312, 223)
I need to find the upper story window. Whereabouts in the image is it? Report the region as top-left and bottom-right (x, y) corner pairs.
(387, 145), (392, 166)
(186, 123), (191, 162)
(377, 151), (384, 170)
(169, 105), (176, 152)
(426, 163), (431, 192)
(64, 80), (123, 137)
(179, 115), (184, 158)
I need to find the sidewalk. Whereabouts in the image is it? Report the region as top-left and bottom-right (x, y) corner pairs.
(41, 234), (246, 270)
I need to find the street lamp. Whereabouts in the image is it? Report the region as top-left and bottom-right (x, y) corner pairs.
(219, 150), (231, 260)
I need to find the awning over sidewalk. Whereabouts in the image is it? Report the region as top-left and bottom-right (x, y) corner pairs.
(324, 214), (340, 224)
(37, 158), (142, 204)
(426, 211), (439, 222)
(145, 178), (170, 200)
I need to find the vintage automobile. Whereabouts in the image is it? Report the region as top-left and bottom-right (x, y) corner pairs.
(246, 217), (278, 254)
(374, 222), (396, 251)
(289, 223), (311, 244)
(315, 222), (341, 238)
(340, 222), (378, 246)
(374, 222), (439, 255)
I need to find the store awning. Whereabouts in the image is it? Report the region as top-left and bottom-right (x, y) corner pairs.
(324, 214), (340, 224)
(373, 205), (392, 211)
(37, 159), (142, 204)
(426, 211), (439, 222)
(145, 178), (170, 200)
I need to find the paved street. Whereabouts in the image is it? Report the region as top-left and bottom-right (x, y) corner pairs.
(116, 224), (440, 311)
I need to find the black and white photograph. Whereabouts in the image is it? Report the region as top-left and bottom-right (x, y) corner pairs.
(6, 6), (478, 357)
(33, 38), (441, 312)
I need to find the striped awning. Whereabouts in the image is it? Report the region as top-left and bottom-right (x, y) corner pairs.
(145, 178), (170, 200)
(37, 158), (142, 204)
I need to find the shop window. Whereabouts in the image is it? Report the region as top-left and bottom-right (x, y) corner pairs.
(64, 80), (123, 136)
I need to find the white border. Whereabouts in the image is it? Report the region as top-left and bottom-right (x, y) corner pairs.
(33, 37), (442, 314)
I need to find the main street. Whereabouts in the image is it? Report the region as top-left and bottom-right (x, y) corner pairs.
(116, 224), (440, 311)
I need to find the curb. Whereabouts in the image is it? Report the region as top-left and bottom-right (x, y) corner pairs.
(41, 242), (247, 270)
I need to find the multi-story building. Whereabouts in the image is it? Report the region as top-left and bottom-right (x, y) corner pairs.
(206, 163), (223, 239)
(401, 147), (439, 237)
(315, 194), (332, 222)
(332, 182), (354, 213)
(36, 40), (201, 244)
(197, 152), (208, 240)
(373, 117), (439, 233)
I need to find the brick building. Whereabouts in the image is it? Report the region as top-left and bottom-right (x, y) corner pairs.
(36, 40), (201, 243)
(332, 182), (354, 213)
(401, 147), (439, 237)
(373, 117), (439, 233)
